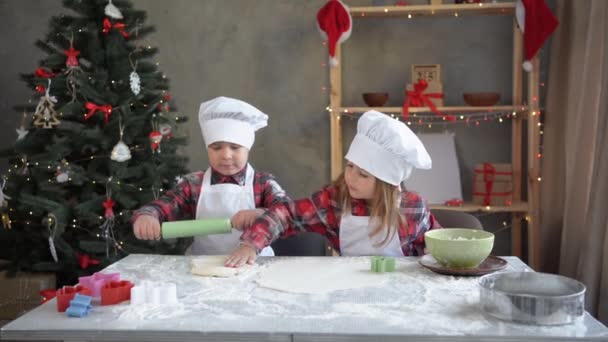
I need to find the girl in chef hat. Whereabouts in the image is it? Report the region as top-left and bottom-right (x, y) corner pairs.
(132, 96), (290, 256)
(226, 110), (442, 266)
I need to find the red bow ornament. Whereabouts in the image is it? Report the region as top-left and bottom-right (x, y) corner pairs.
(102, 18), (129, 38)
(84, 102), (113, 124)
(34, 67), (56, 79)
(403, 79), (455, 121)
(64, 46), (80, 68)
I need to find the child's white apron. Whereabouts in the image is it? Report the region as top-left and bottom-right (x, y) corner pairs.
(186, 164), (274, 256)
(339, 213), (404, 256)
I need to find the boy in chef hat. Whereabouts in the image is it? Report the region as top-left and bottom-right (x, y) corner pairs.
(132, 96), (289, 256)
(226, 110), (442, 266)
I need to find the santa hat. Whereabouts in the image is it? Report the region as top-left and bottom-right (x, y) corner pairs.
(345, 111), (431, 186)
(515, 0), (559, 72)
(198, 96), (268, 150)
(317, 0), (352, 67)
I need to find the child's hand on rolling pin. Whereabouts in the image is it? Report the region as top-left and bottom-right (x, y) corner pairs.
(230, 209), (265, 230)
(133, 215), (161, 240)
(225, 243), (257, 267)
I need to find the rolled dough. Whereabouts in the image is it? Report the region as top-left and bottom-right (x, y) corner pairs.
(190, 256), (255, 277)
(255, 258), (389, 294)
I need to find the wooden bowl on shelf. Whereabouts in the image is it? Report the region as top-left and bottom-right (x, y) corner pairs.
(463, 92), (500, 106)
(362, 93), (389, 107)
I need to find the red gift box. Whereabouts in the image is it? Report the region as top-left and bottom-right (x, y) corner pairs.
(472, 163), (513, 206)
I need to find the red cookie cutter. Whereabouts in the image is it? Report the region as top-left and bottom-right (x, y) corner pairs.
(56, 285), (92, 312)
(101, 280), (134, 305)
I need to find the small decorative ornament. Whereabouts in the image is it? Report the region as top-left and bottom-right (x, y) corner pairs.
(111, 119), (131, 162)
(149, 131), (162, 153)
(35, 85), (45, 94)
(55, 159), (70, 183)
(46, 213), (59, 262)
(157, 93), (171, 112)
(104, 0), (123, 19)
(56, 168), (69, 183)
(65, 46), (80, 69)
(128, 54), (140, 96)
(33, 80), (61, 129)
(129, 71), (141, 95)
(64, 37), (81, 103)
(101, 180), (118, 258)
(18, 155), (30, 176)
(16, 112), (29, 141)
(103, 197), (115, 218)
(15, 126), (30, 141)
(159, 123), (172, 139)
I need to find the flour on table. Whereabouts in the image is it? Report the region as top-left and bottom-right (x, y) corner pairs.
(255, 257), (388, 294)
(191, 255), (256, 277)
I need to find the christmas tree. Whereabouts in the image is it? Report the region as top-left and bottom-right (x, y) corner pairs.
(0, 0), (190, 284)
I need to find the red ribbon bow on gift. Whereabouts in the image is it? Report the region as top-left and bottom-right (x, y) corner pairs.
(403, 79), (455, 121)
(84, 102), (113, 124)
(103, 197), (115, 218)
(102, 18), (129, 38)
(34, 67), (56, 79)
(76, 252), (101, 270)
(482, 162), (496, 206)
(64, 46), (80, 68)
(39, 289), (57, 304)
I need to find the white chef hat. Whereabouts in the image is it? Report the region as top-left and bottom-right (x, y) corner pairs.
(198, 96), (268, 150)
(345, 110), (432, 186)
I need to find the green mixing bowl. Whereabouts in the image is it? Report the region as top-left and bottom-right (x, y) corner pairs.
(424, 228), (495, 269)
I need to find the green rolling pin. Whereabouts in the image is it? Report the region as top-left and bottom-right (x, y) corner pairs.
(161, 218), (232, 239)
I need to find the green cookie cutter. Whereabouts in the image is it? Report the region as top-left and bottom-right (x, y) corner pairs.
(370, 256), (396, 273)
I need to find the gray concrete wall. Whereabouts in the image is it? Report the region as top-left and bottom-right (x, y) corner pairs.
(0, 0), (552, 255)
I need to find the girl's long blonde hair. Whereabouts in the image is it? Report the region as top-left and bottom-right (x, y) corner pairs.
(335, 173), (406, 247)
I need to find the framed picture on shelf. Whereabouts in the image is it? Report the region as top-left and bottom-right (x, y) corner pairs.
(411, 64), (441, 84)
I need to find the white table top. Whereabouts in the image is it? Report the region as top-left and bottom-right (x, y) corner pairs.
(2, 254), (608, 342)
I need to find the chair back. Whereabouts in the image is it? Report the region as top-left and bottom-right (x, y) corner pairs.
(431, 210), (483, 230)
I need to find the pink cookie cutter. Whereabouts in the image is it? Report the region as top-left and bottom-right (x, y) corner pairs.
(78, 272), (120, 297)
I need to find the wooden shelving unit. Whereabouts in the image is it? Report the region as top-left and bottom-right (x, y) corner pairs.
(327, 2), (542, 268)
(429, 202), (528, 213)
(349, 2), (515, 17)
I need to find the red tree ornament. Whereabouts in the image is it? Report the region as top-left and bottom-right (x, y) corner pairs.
(65, 46), (80, 68)
(103, 197), (115, 218)
(149, 131), (162, 152)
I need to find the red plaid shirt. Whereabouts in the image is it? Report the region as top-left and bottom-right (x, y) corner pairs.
(241, 185), (441, 256)
(132, 165), (289, 223)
